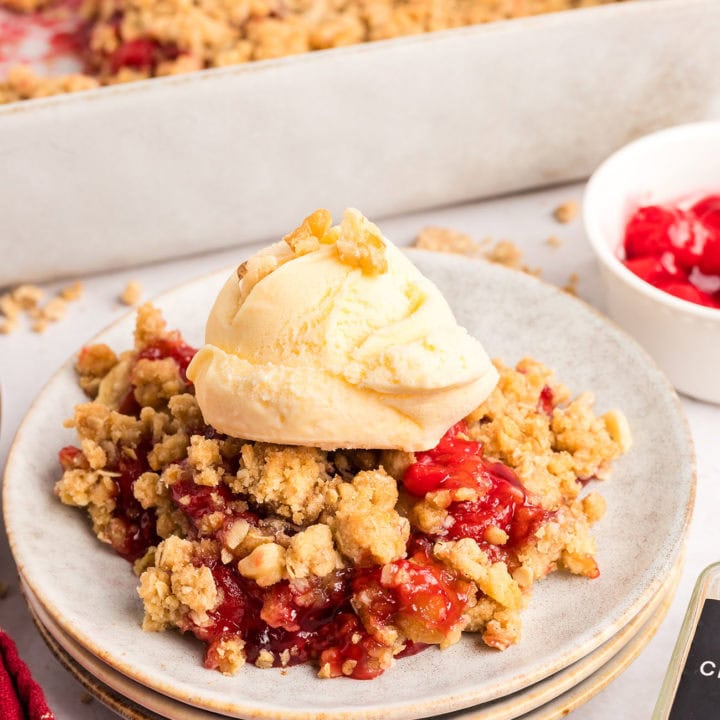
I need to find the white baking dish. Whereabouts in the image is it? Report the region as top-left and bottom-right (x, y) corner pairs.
(1, 0), (719, 285)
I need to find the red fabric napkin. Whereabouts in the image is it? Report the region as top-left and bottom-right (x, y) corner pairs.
(0, 630), (55, 720)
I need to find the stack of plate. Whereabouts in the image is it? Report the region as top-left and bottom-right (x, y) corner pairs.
(3, 254), (695, 720)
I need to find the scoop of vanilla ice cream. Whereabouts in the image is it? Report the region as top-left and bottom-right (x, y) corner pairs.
(187, 209), (498, 451)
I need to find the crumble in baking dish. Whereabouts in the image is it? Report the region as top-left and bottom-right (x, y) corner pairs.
(1, 0), (624, 104)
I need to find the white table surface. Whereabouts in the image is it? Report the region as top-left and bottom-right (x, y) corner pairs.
(0, 181), (717, 720)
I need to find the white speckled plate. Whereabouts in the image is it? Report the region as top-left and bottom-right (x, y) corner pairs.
(3, 252), (695, 719)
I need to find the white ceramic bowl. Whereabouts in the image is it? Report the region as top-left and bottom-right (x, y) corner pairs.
(584, 121), (720, 404)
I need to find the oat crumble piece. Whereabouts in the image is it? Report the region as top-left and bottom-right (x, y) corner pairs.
(332, 469), (409, 565)
(483, 239), (526, 271)
(11, 284), (44, 309)
(132, 358), (186, 408)
(30, 317), (49, 333)
(414, 226), (481, 255)
(413, 229), (539, 275)
(563, 272), (580, 296)
(464, 358), (626, 509)
(229, 443), (339, 525)
(335, 208), (388, 275)
(134, 302), (168, 349)
(546, 235), (563, 248)
(0, 65), (98, 105)
(237, 542), (287, 586)
(60, 281), (85, 301)
(0, 318), (18, 334)
(120, 280), (143, 306)
(283, 208), (333, 255)
(138, 536), (220, 630)
(285, 523), (344, 579)
(208, 637), (247, 675)
(75, 344), (120, 397)
(554, 200), (579, 224)
(434, 538), (522, 610)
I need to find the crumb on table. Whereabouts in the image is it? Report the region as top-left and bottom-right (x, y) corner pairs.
(0, 281), (83, 334)
(415, 226), (481, 255)
(553, 201), (579, 224)
(120, 281), (143, 306)
(563, 272), (580, 296)
(60, 281), (84, 301)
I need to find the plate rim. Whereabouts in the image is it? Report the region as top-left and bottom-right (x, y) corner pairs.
(21, 547), (684, 720)
(3, 253), (697, 719)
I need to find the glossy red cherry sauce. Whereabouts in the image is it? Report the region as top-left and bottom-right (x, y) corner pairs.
(191, 539), (469, 679)
(171, 451), (474, 678)
(59, 439), (160, 561)
(174, 474), (469, 678)
(622, 194), (720, 309)
(59, 335), (198, 562)
(403, 422), (549, 564)
(117, 334), (197, 415)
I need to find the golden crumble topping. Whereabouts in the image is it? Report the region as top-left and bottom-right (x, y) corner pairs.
(286, 523), (344, 579)
(335, 208), (388, 275)
(230, 442), (339, 525)
(465, 357), (627, 508)
(138, 536), (220, 630)
(332, 469), (410, 566)
(0, 1), (622, 105)
(56, 304), (629, 680)
(281, 207), (388, 275)
(283, 208), (333, 255)
(0, 65), (99, 106)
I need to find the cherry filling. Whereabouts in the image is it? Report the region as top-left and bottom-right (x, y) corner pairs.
(112, 450), (161, 561)
(355, 544), (473, 646)
(622, 194), (720, 309)
(60, 336), (199, 561)
(59, 443), (158, 562)
(85, 10), (184, 75)
(189, 548), (467, 679)
(403, 422), (550, 562)
(537, 385), (554, 415)
(59, 358), (552, 677)
(137, 337), (197, 382)
(119, 335), (197, 415)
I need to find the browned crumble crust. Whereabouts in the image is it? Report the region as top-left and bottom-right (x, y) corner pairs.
(1, 1), (622, 105)
(56, 304), (629, 675)
(0, 65), (99, 105)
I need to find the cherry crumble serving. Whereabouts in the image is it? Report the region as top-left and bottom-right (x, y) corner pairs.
(55, 303), (630, 679)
